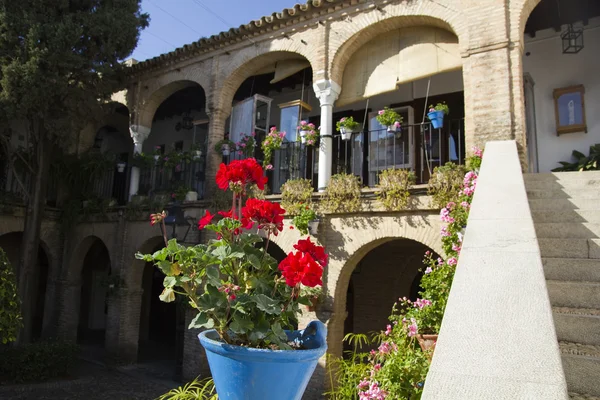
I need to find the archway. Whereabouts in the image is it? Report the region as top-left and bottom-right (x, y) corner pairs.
(77, 239), (111, 346)
(0, 232), (50, 341)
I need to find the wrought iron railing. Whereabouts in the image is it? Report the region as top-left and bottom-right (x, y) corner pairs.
(139, 159), (206, 199)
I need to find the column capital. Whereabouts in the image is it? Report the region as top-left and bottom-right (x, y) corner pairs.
(129, 125), (151, 145)
(313, 79), (341, 107)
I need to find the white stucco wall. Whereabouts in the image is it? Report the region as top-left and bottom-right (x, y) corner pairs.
(524, 18), (600, 172)
(141, 109), (208, 154)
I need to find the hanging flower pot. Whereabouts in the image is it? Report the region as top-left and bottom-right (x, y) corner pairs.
(307, 219), (320, 235)
(386, 123), (401, 133)
(428, 110), (445, 129)
(339, 127), (354, 141)
(299, 130), (309, 144)
(185, 191), (198, 202)
(222, 144), (230, 156)
(154, 155), (160, 162)
(116, 162), (126, 173)
(199, 321), (327, 400)
(193, 150), (202, 160)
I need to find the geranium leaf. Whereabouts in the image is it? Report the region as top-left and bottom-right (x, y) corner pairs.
(248, 254), (262, 269)
(188, 313), (215, 329)
(206, 265), (221, 287)
(253, 294), (281, 315)
(163, 276), (176, 287)
(230, 314), (254, 334)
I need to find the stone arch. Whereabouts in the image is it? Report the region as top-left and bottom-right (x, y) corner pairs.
(66, 235), (112, 281)
(215, 46), (320, 117)
(136, 77), (208, 129)
(328, 3), (467, 86)
(512, 0), (543, 45)
(128, 235), (166, 291)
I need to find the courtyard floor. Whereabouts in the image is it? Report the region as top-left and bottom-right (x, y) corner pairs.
(0, 359), (178, 400)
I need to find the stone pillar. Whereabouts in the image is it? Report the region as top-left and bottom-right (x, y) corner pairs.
(128, 125), (151, 199)
(313, 80), (341, 192)
(105, 288), (144, 363)
(54, 278), (82, 341)
(204, 108), (227, 198)
(462, 45), (527, 167)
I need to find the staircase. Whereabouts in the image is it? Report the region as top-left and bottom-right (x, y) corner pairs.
(525, 171), (600, 400)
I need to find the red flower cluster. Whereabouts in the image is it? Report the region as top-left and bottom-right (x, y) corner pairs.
(242, 199), (285, 236)
(279, 238), (326, 288)
(198, 210), (214, 229)
(150, 211), (167, 226)
(278, 251), (323, 288)
(215, 158), (267, 193)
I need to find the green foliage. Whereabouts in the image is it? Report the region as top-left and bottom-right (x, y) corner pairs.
(336, 116), (361, 132)
(321, 173), (362, 214)
(428, 102), (450, 115)
(173, 185), (191, 202)
(132, 152), (156, 168)
(552, 144), (600, 172)
(214, 139), (235, 155)
(376, 169), (415, 211)
(0, 340), (79, 383)
(156, 377), (218, 400)
(325, 335), (375, 400)
(0, 247), (21, 344)
(376, 107), (403, 127)
(281, 178), (314, 216)
(292, 207), (318, 236)
(261, 128), (285, 168)
(427, 162), (467, 209)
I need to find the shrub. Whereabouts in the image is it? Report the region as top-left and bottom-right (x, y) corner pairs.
(552, 144), (600, 172)
(281, 178), (313, 216)
(376, 169), (415, 211)
(0, 247), (21, 344)
(157, 377), (217, 400)
(427, 162), (467, 209)
(321, 173), (362, 214)
(0, 340), (80, 383)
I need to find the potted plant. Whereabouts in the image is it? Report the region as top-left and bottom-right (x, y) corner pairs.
(336, 116), (361, 140)
(236, 133), (257, 157)
(376, 107), (403, 133)
(132, 152), (154, 169)
(116, 161), (127, 173)
(292, 206), (319, 236)
(321, 173), (362, 214)
(261, 127), (286, 169)
(376, 169), (416, 211)
(153, 146), (162, 162)
(297, 121), (319, 145)
(191, 143), (203, 160)
(138, 158), (328, 400)
(172, 185), (191, 203)
(427, 102), (449, 129)
(215, 139), (235, 157)
(300, 285), (324, 312)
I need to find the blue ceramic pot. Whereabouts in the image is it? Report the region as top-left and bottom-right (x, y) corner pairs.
(198, 320), (327, 400)
(428, 110), (445, 129)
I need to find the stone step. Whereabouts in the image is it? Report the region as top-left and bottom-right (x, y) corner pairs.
(531, 210), (600, 223)
(524, 171), (600, 181)
(561, 342), (600, 397)
(544, 258), (600, 282)
(547, 281), (600, 309)
(570, 394), (600, 400)
(527, 189), (600, 200)
(538, 238), (600, 259)
(534, 223), (600, 239)
(529, 198), (600, 211)
(525, 179), (600, 191)
(553, 307), (600, 346)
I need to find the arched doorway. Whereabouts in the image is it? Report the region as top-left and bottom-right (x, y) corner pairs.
(138, 243), (184, 378)
(0, 232), (50, 341)
(342, 238), (437, 352)
(77, 239), (111, 346)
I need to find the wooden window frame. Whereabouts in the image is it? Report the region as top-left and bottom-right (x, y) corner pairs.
(553, 84), (587, 135)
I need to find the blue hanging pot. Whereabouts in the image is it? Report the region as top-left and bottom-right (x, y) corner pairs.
(427, 110), (445, 129)
(198, 320), (327, 400)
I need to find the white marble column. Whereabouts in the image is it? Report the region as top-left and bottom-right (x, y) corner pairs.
(313, 80), (341, 192)
(128, 125), (151, 199)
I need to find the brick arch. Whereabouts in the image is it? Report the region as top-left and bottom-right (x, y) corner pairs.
(511, 0), (543, 45)
(215, 46), (320, 116)
(136, 76), (208, 128)
(65, 235), (112, 281)
(328, 3), (467, 86)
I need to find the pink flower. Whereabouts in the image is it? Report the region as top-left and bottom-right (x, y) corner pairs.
(378, 341), (394, 355)
(300, 120), (308, 126)
(358, 381), (387, 400)
(394, 121), (401, 127)
(440, 226), (450, 237)
(408, 318), (418, 337)
(452, 243), (461, 252)
(437, 257), (444, 266)
(446, 201), (456, 209)
(378, 110), (384, 115)
(414, 298), (432, 309)
(447, 257), (458, 266)
(240, 143), (246, 148)
(251, 132), (256, 137)
(358, 380), (369, 390)
(425, 266), (433, 274)
(425, 250), (431, 256)
(265, 164), (273, 170)
(461, 201), (470, 208)
(373, 364), (381, 372)
(340, 117), (347, 122)
(384, 324), (392, 336)
(472, 146), (483, 158)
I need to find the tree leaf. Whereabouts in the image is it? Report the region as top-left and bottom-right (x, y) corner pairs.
(253, 294), (281, 315)
(188, 312), (215, 329)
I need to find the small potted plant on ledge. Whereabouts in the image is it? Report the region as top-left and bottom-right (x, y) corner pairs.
(336, 116), (361, 140)
(297, 121), (319, 145)
(191, 143), (203, 160)
(215, 139), (235, 157)
(138, 158), (328, 400)
(427, 102), (449, 129)
(376, 107), (403, 133)
(261, 127), (285, 169)
(116, 161), (127, 173)
(292, 206), (319, 236)
(172, 185), (191, 203)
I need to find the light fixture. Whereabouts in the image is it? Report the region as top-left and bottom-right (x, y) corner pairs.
(176, 111), (194, 131)
(561, 24), (584, 54)
(161, 204), (192, 241)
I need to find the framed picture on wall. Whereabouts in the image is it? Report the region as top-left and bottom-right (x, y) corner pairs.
(553, 85), (587, 135)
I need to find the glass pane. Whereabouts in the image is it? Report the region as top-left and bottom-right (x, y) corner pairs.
(280, 105), (300, 142)
(256, 101), (269, 131)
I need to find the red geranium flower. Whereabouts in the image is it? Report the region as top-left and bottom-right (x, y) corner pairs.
(278, 251), (323, 288)
(242, 199), (285, 235)
(150, 211), (167, 226)
(198, 210), (214, 229)
(294, 237), (328, 267)
(215, 158), (267, 193)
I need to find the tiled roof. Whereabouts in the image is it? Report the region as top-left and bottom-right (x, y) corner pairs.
(129, 0), (341, 74)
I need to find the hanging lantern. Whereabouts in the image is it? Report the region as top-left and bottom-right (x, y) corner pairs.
(176, 111), (194, 131)
(561, 24), (584, 54)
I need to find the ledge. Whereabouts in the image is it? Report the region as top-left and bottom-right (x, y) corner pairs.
(422, 141), (569, 400)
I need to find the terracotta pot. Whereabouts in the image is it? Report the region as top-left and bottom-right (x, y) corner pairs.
(416, 334), (438, 356)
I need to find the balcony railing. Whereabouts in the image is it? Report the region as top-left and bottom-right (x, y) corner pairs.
(139, 159), (206, 199)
